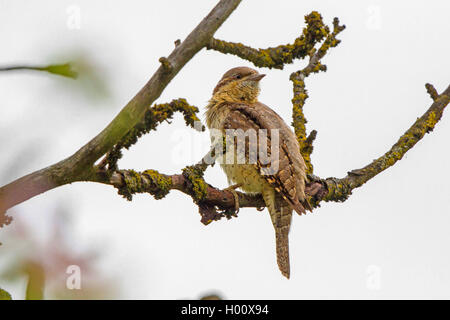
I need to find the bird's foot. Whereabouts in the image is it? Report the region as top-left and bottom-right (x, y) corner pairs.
(225, 184), (242, 214)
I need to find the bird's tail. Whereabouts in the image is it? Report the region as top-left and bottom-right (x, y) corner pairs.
(275, 217), (291, 279)
(262, 187), (292, 279)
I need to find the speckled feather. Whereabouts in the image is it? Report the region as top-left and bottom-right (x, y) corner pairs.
(224, 103), (311, 215)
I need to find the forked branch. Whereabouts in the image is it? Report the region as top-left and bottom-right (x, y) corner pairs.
(0, 5), (448, 230)
(98, 84), (449, 224)
(0, 0), (242, 215)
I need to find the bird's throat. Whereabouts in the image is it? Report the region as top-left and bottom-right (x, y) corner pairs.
(206, 83), (260, 128)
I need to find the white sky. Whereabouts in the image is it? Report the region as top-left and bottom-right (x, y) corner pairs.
(0, 0), (449, 299)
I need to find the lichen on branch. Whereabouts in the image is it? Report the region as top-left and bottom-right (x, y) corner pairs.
(182, 165), (208, 203)
(104, 98), (204, 173)
(104, 84), (449, 225)
(0, 0), (243, 219)
(290, 17), (345, 175)
(321, 84), (450, 202)
(206, 11), (332, 69)
(0, 2), (448, 239)
(108, 158), (265, 226)
(27, 10), (450, 227)
(207, 12), (345, 175)
(113, 169), (172, 201)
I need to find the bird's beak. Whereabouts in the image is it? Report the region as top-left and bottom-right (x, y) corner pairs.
(248, 73), (266, 82)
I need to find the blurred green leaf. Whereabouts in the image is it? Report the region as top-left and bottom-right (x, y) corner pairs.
(43, 50), (112, 103)
(0, 62), (77, 79)
(41, 63), (78, 79)
(0, 287), (12, 300)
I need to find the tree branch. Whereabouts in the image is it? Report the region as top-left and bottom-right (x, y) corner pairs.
(0, 6), (448, 233)
(0, 0), (242, 213)
(206, 12), (332, 69)
(321, 84), (450, 203)
(99, 98), (204, 173)
(97, 166), (265, 225)
(290, 17), (345, 174)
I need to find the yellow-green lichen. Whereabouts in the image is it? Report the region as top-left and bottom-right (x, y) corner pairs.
(322, 178), (352, 203)
(116, 169), (172, 201)
(117, 169), (141, 200)
(290, 73), (314, 174)
(321, 92), (448, 202)
(286, 15), (345, 176)
(106, 98), (203, 173)
(424, 111), (437, 132)
(182, 165), (208, 202)
(207, 11), (335, 70)
(143, 169), (172, 199)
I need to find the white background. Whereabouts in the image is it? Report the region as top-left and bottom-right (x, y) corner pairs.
(0, 0), (449, 299)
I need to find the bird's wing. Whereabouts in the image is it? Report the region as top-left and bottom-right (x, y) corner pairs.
(222, 103), (311, 214)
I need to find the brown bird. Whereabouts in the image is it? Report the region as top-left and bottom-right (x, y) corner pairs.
(205, 66), (311, 278)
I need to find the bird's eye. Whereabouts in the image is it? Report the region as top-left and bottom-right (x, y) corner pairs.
(235, 74), (242, 79)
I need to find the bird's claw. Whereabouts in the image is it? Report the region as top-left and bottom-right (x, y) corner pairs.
(225, 184), (242, 214)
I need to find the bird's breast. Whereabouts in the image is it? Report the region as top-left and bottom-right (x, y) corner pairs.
(206, 101), (269, 194)
(220, 162), (268, 194)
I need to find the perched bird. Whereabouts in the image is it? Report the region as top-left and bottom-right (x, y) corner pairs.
(205, 66), (311, 278)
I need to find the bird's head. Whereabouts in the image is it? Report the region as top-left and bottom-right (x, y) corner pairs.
(211, 66), (265, 104)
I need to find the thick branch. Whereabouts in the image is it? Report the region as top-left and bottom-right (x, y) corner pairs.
(0, 0), (241, 213)
(95, 165), (320, 225)
(109, 171), (264, 211)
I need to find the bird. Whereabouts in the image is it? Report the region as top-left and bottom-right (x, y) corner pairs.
(205, 66), (311, 278)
